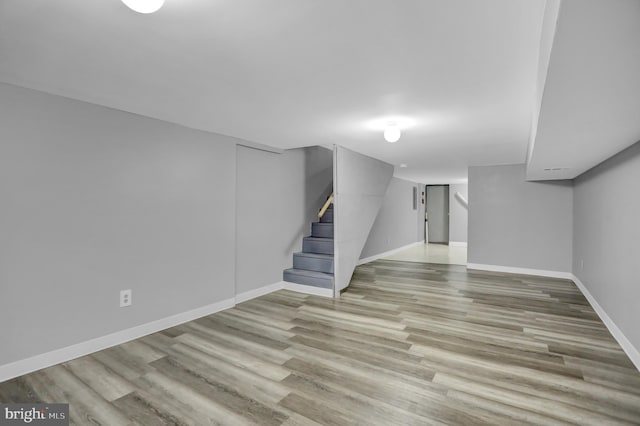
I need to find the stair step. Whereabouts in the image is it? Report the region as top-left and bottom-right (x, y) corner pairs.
(293, 252), (334, 273)
(311, 222), (334, 238)
(283, 268), (333, 289)
(302, 237), (334, 255)
(320, 209), (333, 223)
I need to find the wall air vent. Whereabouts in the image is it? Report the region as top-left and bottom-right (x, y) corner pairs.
(543, 167), (571, 171)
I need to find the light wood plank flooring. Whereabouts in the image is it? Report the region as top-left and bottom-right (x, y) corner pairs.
(385, 243), (467, 265)
(2, 260), (640, 425)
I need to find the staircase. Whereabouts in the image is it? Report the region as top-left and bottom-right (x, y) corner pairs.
(283, 201), (334, 290)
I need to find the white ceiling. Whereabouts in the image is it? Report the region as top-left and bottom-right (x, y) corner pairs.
(527, 0), (640, 181)
(0, 0), (550, 184)
(3, 1), (638, 184)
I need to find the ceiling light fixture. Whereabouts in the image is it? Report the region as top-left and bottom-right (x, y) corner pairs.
(384, 123), (401, 143)
(399, 163), (408, 168)
(121, 0), (165, 14)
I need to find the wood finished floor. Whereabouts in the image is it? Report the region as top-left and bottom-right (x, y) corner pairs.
(2, 260), (640, 425)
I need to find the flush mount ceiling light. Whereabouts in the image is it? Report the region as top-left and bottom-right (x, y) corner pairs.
(384, 123), (401, 143)
(121, 0), (165, 14)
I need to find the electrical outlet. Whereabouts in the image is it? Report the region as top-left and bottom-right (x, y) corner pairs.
(120, 289), (132, 307)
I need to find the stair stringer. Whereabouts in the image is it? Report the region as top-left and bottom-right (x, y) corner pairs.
(333, 146), (394, 297)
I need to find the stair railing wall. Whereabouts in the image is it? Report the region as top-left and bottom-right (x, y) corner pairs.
(333, 146), (394, 297)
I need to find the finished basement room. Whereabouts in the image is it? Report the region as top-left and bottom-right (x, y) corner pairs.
(1, 0), (639, 424)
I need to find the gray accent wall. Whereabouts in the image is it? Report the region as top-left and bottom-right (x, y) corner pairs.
(360, 178), (424, 260)
(573, 141), (640, 351)
(468, 164), (573, 272)
(449, 183), (468, 244)
(334, 146), (393, 294)
(235, 145), (332, 294)
(0, 83), (237, 366)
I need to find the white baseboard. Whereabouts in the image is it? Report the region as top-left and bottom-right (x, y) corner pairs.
(4, 269), (638, 386)
(570, 274), (640, 372)
(235, 282), (283, 303)
(466, 263), (573, 280)
(0, 277), (338, 383)
(282, 281), (333, 298)
(465, 263), (640, 372)
(237, 281), (333, 300)
(0, 297), (235, 384)
(449, 241), (468, 247)
(357, 240), (425, 265)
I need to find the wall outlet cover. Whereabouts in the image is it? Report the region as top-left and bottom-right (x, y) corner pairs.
(120, 289), (132, 307)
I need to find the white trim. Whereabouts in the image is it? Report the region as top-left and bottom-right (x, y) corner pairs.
(0, 278), (338, 383)
(464, 263), (640, 371)
(357, 240), (425, 265)
(235, 282), (283, 303)
(466, 263), (573, 280)
(0, 297), (235, 383)
(5, 270), (638, 385)
(570, 274), (640, 371)
(449, 241), (468, 247)
(282, 281), (333, 298)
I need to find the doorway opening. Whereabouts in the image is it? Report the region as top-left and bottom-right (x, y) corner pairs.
(386, 184), (467, 265)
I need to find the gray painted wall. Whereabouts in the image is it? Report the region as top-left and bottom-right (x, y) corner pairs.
(360, 177), (423, 259)
(449, 183), (468, 244)
(573, 141), (640, 352)
(236, 145), (332, 294)
(426, 185), (450, 243)
(468, 164), (573, 272)
(0, 83), (237, 365)
(334, 146), (393, 294)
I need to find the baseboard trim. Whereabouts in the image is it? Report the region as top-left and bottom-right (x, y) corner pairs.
(235, 282), (283, 303)
(282, 281), (333, 298)
(449, 241), (468, 247)
(570, 274), (640, 372)
(0, 297), (235, 384)
(466, 263), (573, 280)
(0, 277), (338, 383)
(237, 280), (334, 300)
(357, 241), (424, 265)
(10, 269), (636, 386)
(464, 263), (640, 371)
